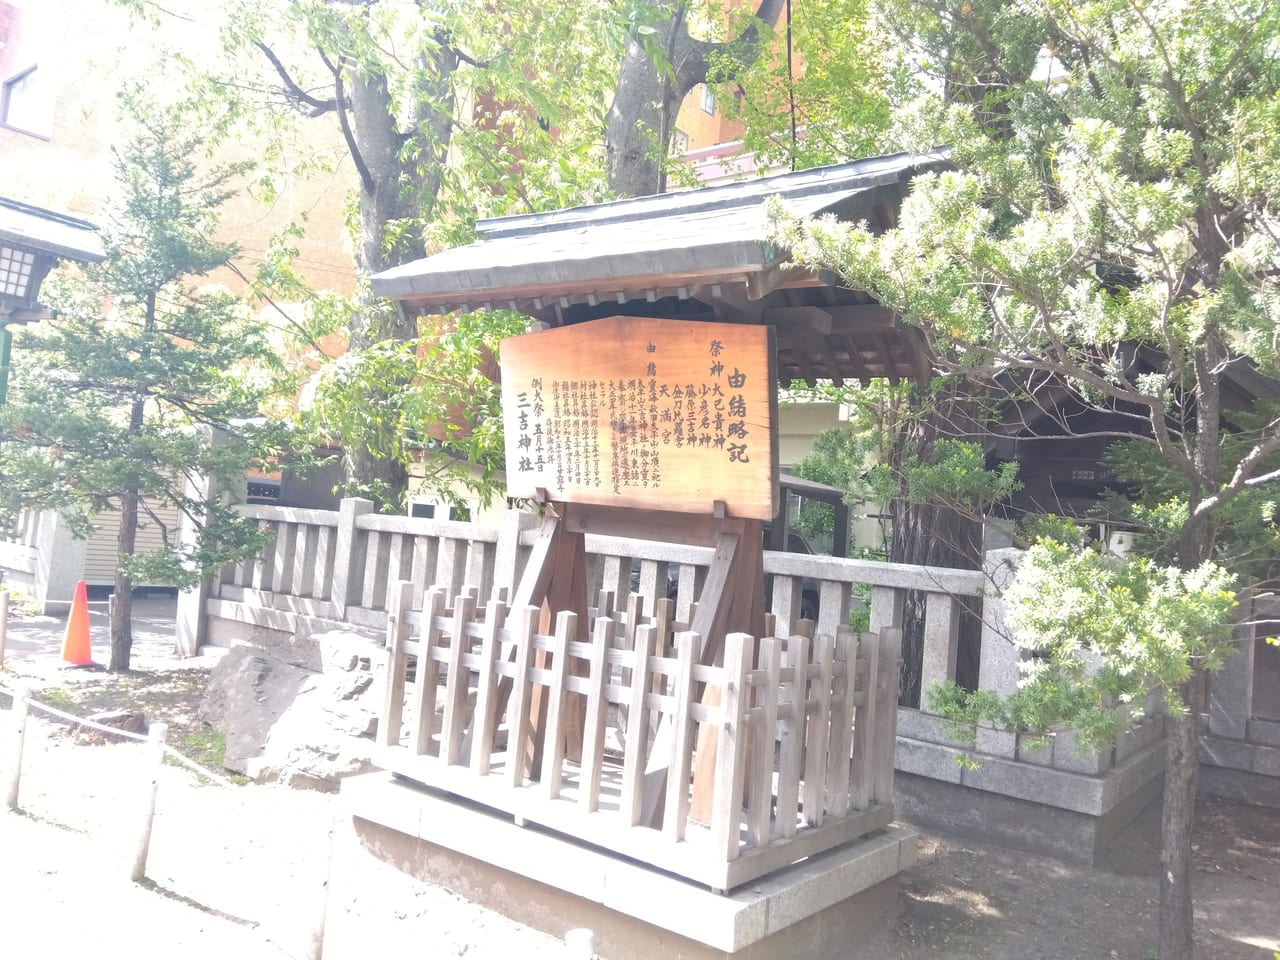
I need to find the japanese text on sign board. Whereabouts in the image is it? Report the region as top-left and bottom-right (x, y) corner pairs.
(499, 316), (776, 519)
(509, 338), (754, 493)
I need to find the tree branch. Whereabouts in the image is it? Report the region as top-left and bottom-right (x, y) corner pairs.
(1192, 434), (1280, 518)
(672, 0), (786, 91)
(330, 58), (377, 195)
(255, 41), (338, 117)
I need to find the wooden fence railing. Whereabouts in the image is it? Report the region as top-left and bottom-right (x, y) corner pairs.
(195, 500), (983, 706)
(377, 582), (901, 893)
(0, 509), (40, 577)
(210, 500), (510, 637)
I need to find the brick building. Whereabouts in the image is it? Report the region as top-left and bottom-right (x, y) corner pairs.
(0, 0), (355, 296)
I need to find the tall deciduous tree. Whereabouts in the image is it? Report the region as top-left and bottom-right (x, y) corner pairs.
(200, 0), (620, 508)
(0, 90), (294, 671)
(605, 0), (786, 196)
(774, 1), (1280, 956)
(705, 0), (893, 175)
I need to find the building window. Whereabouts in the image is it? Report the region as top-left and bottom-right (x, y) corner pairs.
(410, 501), (468, 522)
(0, 244), (35, 299)
(671, 129), (689, 155)
(700, 84), (716, 115)
(2, 65), (53, 138)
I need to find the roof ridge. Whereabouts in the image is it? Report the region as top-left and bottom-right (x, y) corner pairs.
(476, 151), (947, 241)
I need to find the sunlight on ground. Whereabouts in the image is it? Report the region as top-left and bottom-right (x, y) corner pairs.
(1235, 934), (1280, 951)
(912, 884), (1004, 919)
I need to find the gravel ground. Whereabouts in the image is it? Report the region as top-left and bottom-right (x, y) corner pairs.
(1, 607), (1276, 960)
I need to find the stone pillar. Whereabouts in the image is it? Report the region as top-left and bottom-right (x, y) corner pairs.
(977, 548), (1024, 696)
(331, 498), (374, 619)
(868, 585), (904, 633)
(174, 427), (228, 657)
(920, 592), (961, 698)
(974, 550), (1022, 761)
(1209, 593), (1269, 739)
(493, 508), (538, 600)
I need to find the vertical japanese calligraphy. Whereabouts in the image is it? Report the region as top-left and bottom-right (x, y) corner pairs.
(499, 316), (777, 519)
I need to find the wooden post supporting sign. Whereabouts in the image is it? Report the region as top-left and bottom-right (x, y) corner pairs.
(495, 316), (778, 827)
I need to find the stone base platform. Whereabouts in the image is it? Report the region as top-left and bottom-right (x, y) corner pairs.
(894, 726), (1166, 864)
(341, 772), (917, 960)
(1201, 729), (1280, 808)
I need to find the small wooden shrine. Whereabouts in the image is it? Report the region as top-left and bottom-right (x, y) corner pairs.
(373, 151), (943, 389)
(352, 153), (942, 959)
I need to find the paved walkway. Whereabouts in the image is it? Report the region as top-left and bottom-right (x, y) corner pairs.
(1, 595), (179, 670)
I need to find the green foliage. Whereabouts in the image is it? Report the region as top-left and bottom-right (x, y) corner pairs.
(768, 1), (1280, 561)
(901, 439), (1020, 521)
(703, 0), (893, 172)
(0, 88), (296, 591)
(212, 0), (619, 244)
(301, 307), (527, 510)
(179, 728), (228, 770)
(929, 541), (1238, 753)
(173, 0), (626, 503)
(769, 6), (1279, 949)
(1015, 514), (1087, 550)
(785, 379), (914, 554)
(789, 427), (860, 545)
(0, 583), (41, 618)
(1102, 436), (1280, 589)
(34, 687), (74, 708)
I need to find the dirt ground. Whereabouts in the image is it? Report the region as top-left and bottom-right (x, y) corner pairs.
(1, 651), (1276, 960)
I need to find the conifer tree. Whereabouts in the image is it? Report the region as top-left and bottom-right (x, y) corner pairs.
(0, 90), (295, 671)
(773, 2), (1280, 954)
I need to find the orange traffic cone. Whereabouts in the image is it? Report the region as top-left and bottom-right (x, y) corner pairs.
(61, 580), (93, 666)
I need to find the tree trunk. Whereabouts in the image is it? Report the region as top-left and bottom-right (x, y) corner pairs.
(605, 0), (785, 198)
(606, 31), (687, 197)
(1159, 684), (1199, 960)
(1154, 325), (1222, 958)
(341, 51), (456, 509)
(889, 380), (985, 703)
(109, 489), (139, 673)
(343, 442), (410, 509)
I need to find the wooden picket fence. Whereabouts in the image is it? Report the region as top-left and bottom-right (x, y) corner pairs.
(378, 581), (901, 893)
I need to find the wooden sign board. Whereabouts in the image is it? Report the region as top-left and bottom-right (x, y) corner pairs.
(500, 316), (778, 520)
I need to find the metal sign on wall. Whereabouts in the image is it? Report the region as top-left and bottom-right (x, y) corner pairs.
(499, 316), (778, 519)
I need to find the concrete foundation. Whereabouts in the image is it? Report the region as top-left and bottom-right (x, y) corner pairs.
(206, 612), (294, 649)
(893, 726), (1166, 864)
(343, 772), (915, 960)
(1199, 764), (1280, 808)
(895, 768), (1162, 864)
(1200, 731), (1280, 808)
(203, 597), (363, 650)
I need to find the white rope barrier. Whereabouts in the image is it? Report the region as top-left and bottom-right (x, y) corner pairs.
(0, 679), (237, 787)
(2, 675), (330, 953)
(161, 743), (238, 789)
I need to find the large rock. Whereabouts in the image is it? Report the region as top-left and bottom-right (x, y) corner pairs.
(199, 630), (384, 791)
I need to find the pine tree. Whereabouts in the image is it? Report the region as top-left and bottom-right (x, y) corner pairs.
(773, 3), (1280, 954)
(0, 89), (295, 671)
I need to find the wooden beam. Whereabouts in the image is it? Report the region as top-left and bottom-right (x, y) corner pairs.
(563, 502), (746, 547)
(698, 281), (763, 323)
(689, 521), (763, 824)
(906, 328), (934, 386)
(843, 333), (872, 384)
(512, 513), (561, 609)
(792, 347), (818, 388)
(641, 529), (745, 826)
(872, 332), (900, 385)
(759, 305), (832, 333)
(824, 304), (896, 332)
(745, 262), (818, 301)
(687, 531), (744, 660)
